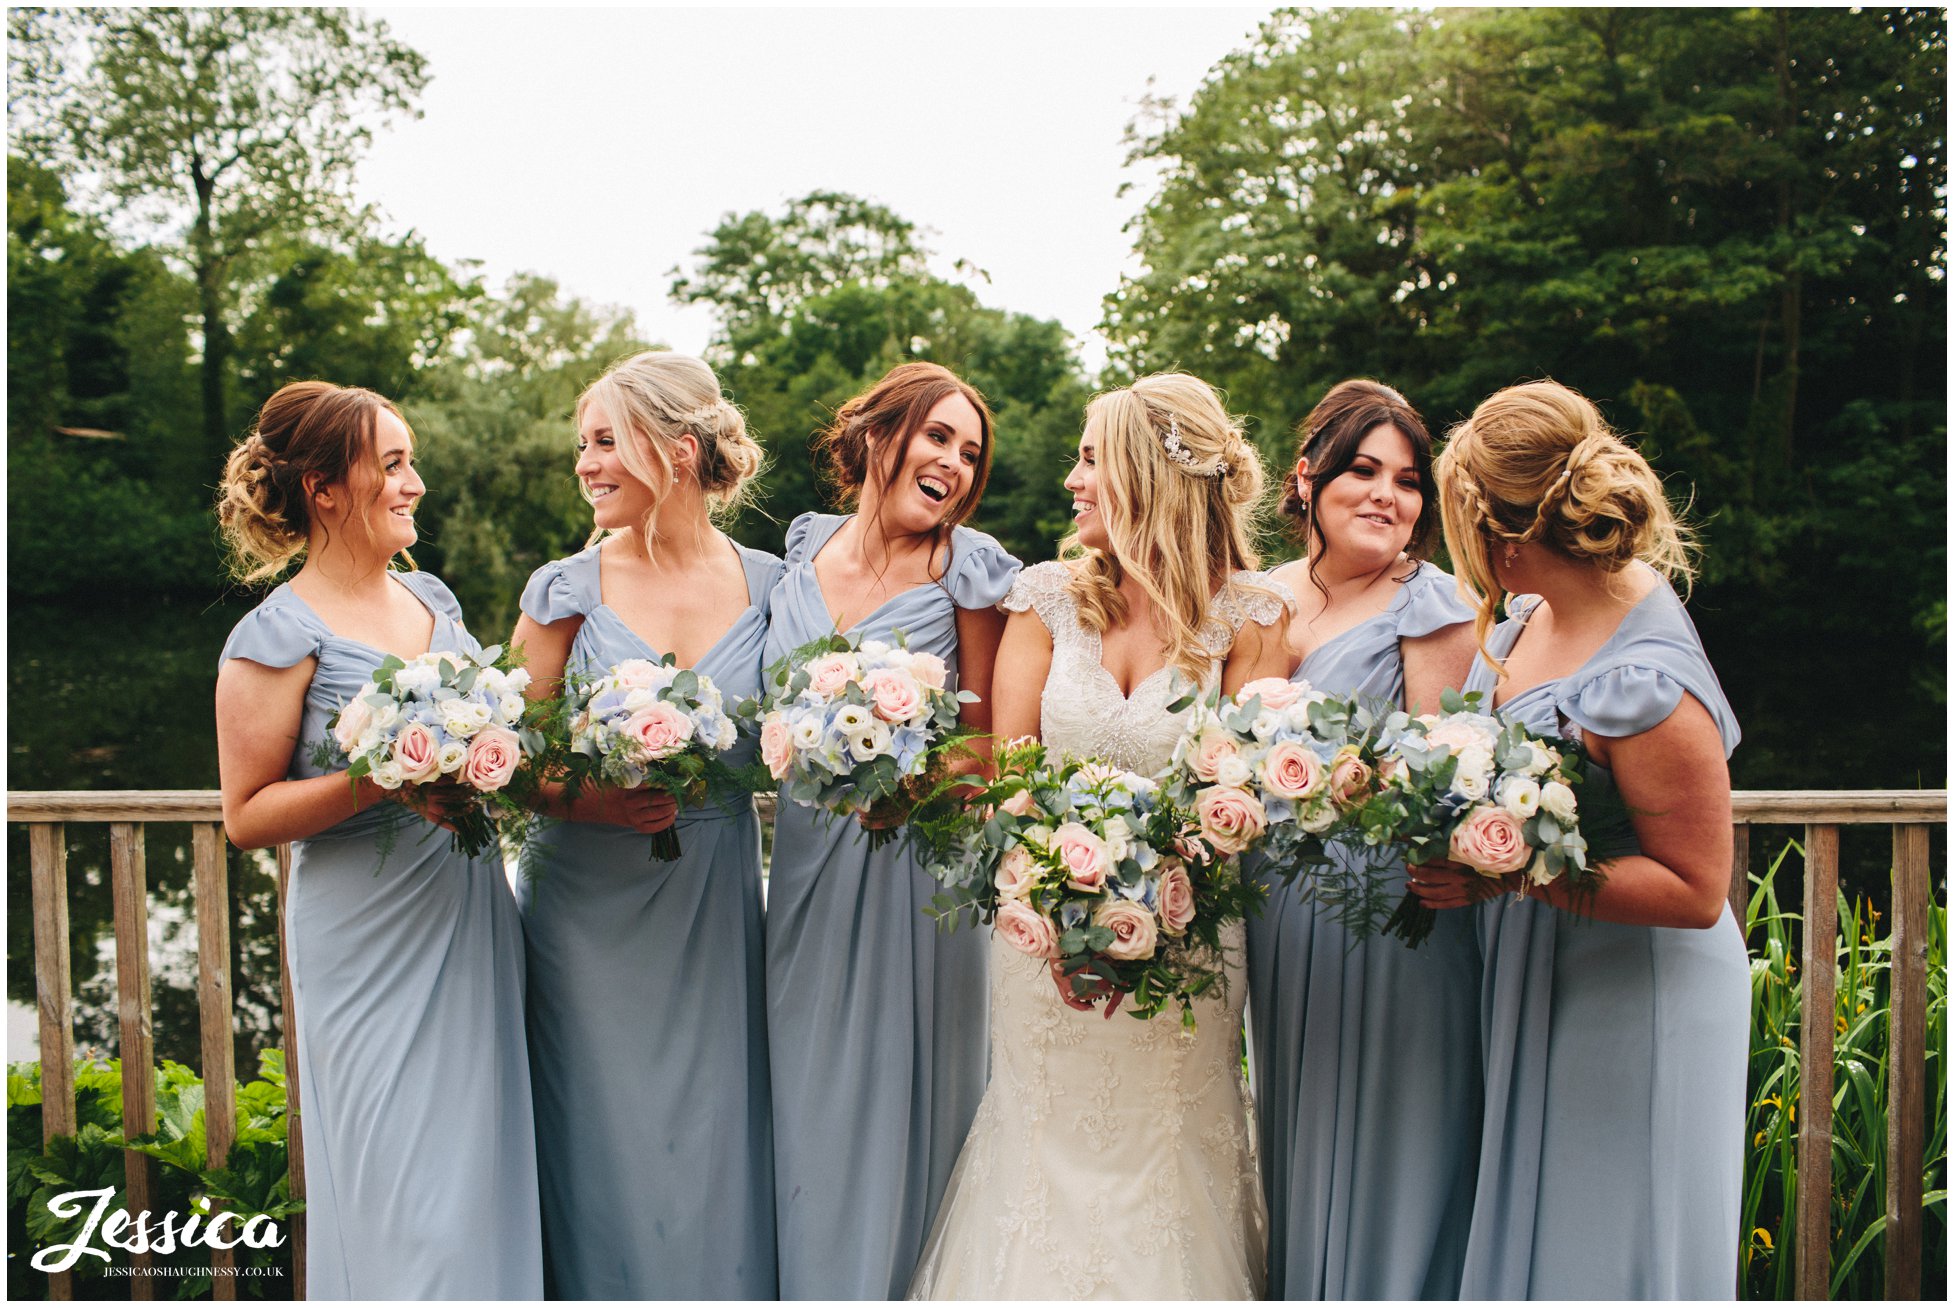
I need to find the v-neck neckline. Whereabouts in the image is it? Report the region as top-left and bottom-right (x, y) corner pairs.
(1489, 577), (1665, 712)
(280, 574), (445, 661)
(805, 515), (946, 635)
(592, 536), (757, 671)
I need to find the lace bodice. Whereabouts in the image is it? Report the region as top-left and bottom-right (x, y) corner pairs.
(1001, 561), (1288, 774)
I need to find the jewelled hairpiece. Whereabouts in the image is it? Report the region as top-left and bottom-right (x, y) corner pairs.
(1161, 415), (1232, 479)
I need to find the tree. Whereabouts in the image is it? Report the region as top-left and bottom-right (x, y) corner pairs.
(9, 7), (429, 472)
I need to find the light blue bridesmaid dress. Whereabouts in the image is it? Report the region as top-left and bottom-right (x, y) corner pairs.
(217, 570), (542, 1300)
(764, 511), (1021, 1300)
(1459, 579), (1748, 1299)
(1246, 560), (1484, 1299)
(513, 540), (783, 1299)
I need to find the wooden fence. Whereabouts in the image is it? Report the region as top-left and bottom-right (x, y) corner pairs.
(8, 788), (1948, 1300)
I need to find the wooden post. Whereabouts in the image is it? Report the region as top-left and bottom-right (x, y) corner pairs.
(194, 826), (238, 1299)
(1795, 823), (1840, 1300)
(1729, 822), (1751, 936)
(109, 822), (157, 1299)
(29, 824), (76, 1302)
(275, 843), (306, 1298)
(1884, 824), (1930, 1299)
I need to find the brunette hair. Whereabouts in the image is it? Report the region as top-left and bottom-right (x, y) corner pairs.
(216, 381), (411, 583)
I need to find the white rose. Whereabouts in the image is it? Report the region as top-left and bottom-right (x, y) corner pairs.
(498, 693), (526, 725)
(502, 667), (532, 696)
(858, 639), (891, 656)
(833, 704), (871, 734)
(1215, 754), (1253, 789)
(392, 664), (441, 698)
(1299, 801), (1338, 834)
(1525, 851), (1556, 887)
(368, 700), (402, 735)
(789, 717), (823, 750)
(437, 698), (490, 740)
(436, 741), (469, 776)
(1249, 713), (1281, 742)
(1540, 780), (1578, 824)
(1102, 815), (1135, 862)
(369, 760), (405, 790)
(1285, 704), (1316, 732)
(1497, 775), (1541, 819)
(1450, 745), (1494, 801)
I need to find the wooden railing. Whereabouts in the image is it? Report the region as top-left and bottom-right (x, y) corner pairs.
(8, 788), (1946, 1301)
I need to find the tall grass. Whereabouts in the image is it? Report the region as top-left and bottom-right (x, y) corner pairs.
(1741, 840), (1947, 1299)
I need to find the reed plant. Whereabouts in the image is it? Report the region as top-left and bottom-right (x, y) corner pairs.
(1740, 840), (1947, 1298)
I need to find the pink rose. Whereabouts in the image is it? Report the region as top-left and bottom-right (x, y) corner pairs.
(995, 847), (1038, 899)
(1328, 746), (1375, 809)
(1376, 754), (1406, 785)
(1238, 676), (1303, 711)
(1173, 826), (1214, 865)
(334, 694), (376, 754)
(995, 900), (1058, 959)
(1260, 741), (1325, 800)
(1196, 785), (1267, 856)
(909, 651), (948, 690)
(613, 659), (660, 689)
(862, 667), (925, 723)
(1425, 715), (1499, 756)
(1156, 863), (1196, 935)
(760, 716), (794, 780)
(391, 721), (441, 784)
(1050, 822), (1111, 892)
(625, 702), (695, 761)
(804, 652), (859, 699)
(1094, 899), (1159, 961)
(1449, 805), (1531, 876)
(462, 726), (522, 792)
(1189, 729), (1242, 784)
(1000, 789), (1037, 818)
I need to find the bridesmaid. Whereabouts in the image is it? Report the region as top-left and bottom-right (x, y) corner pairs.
(765, 361), (1020, 1299)
(1412, 379), (1748, 1298)
(510, 351), (780, 1299)
(212, 382), (542, 1298)
(1247, 379), (1482, 1299)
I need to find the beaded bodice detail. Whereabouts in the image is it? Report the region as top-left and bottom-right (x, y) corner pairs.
(1000, 560), (1288, 776)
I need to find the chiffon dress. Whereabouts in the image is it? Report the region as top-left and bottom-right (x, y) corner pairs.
(907, 560), (1275, 1300)
(764, 512), (1022, 1300)
(1459, 579), (1748, 1299)
(513, 541), (783, 1299)
(217, 570), (542, 1300)
(1244, 560), (1484, 1299)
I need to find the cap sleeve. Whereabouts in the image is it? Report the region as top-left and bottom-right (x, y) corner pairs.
(1000, 559), (1075, 634)
(945, 527), (1023, 609)
(783, 512), (848, 567)
(396, 569), (466, 626)
(1559, 663), (1742, 757)
(519, 550), (599, 625)
(1396, 563), (1476, 640)
(737, 545), (786, 620)
(218, 596), (323, 671)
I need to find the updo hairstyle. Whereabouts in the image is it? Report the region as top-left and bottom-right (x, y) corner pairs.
(810, 361), (995, 536)
(578, 351), (765, 542)
(216, 380), (409, 584)
(1283, 379), (1437, 569)
(1063, 372), (1269, 684)
(1436, 378), (1695, 663)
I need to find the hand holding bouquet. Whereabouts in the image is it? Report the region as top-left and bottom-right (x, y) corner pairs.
(919, 737), (1263, 1029)
(1361, 689), (1637, 946)
(556, 655), (746, 860)
(1162, 677), (1397, 937)
(323, 645), (544, 860)
(747, 632), (975, 849)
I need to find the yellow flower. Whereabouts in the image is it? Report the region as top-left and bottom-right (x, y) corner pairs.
(1836, 1012), (1848, 1035)
(1753, 1228), (1774, 1250)
(1754, 1130), (1768, 1146)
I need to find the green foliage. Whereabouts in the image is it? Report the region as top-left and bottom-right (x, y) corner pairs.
(1740, 843), (1947, 1299)
(7, 1052), (299, 1299)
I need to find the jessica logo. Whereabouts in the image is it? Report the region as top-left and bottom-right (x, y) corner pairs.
(31, 1188), (284, 1273)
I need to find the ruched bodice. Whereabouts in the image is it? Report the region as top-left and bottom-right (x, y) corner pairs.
(512, 537), (783, 1298)
(1459, 575), (1748, 1300)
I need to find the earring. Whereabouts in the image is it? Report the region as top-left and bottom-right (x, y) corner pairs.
(1503, 542), (1518, 566)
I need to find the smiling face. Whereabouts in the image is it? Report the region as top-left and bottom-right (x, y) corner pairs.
(865, 392), (985, 535)
(575, 399), (660, 533)
(1306, 423), (1422, 571)
(1062, 425), (1112, 553)
(324, 408), (423, 558)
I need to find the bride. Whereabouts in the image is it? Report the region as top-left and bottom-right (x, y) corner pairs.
(909, 373), (1289, 1299)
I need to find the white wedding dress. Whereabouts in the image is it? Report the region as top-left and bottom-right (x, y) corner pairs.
(908, 561), (1275, 1300)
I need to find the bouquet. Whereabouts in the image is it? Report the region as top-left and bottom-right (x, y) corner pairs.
(919, 737), (1263, 1028)
(1359, 689), (1637, 947)
(323, 644), (545, 860)
(1161, 677), (1399, 938)
(747, 632), (976, 850)
(556, 654), (747, 860)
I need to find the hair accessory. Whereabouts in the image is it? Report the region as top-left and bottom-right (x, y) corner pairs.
(1162, 414), (1232, 479)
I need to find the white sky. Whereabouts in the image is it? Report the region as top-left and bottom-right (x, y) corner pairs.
(354, 4), (1273, 375)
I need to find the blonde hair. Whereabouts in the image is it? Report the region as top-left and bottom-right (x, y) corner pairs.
(1436, 379), (1696, 670)
(216, 380), (412, 584)
(577, 351), (765, 545)
(1061, 372), (1269, 684)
